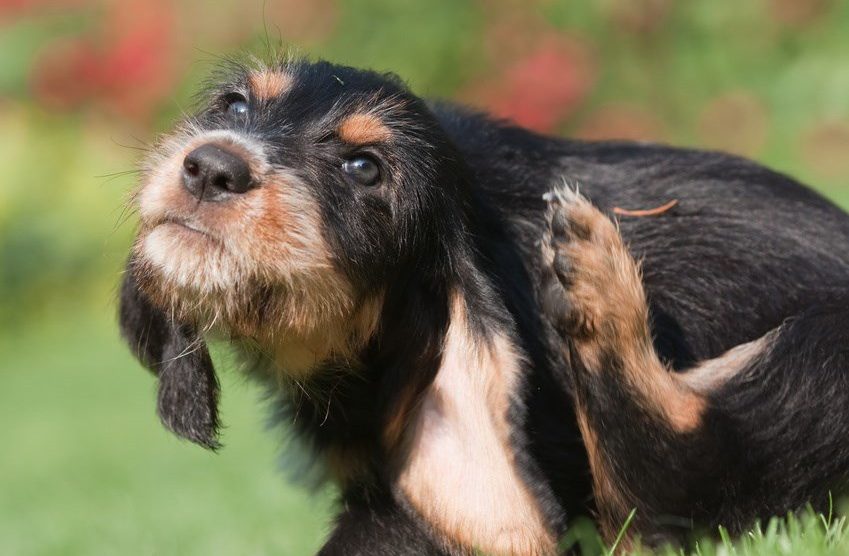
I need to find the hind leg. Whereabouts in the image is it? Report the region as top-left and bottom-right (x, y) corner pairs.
(540, 188), (706, 432)
(540, 186), (849, 544)
(540, 187), (713, 541)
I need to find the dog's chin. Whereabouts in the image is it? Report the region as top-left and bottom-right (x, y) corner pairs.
(131, 223), (249, 332)
(134, 230), (351, 334)
(131, 220), (376, 378)
(139, 223), (239, 293)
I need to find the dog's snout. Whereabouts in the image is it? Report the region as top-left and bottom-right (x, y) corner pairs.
(182, 144), (255, 201)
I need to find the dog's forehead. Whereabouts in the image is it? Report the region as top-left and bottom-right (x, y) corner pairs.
(243, 63), (408, 124)
(248, 69), (293, 100)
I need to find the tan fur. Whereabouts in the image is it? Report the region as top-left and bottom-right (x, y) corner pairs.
(394, 293), (555, 556)
(338, 113), (392, 145)
(544, 187), (705, 433)
(266, 294), (384, 379)
(542, 188), (775, 543)
(383, 381), (423, 454)
(680, 333), (772, 393)
(574, 407), (631, 543)
(249, 70), (293, 100)
(133, 128), (380, 379)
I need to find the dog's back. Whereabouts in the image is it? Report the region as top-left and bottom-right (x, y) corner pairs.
(435, 102), (849, 364)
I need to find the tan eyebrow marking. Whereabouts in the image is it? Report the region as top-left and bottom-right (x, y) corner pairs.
(337, 113), (392, 145)
(248, 70), (293, 100)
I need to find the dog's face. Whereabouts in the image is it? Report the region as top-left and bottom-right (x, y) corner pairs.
(121, 59), (469, 446)
(133, 60), (464, 369)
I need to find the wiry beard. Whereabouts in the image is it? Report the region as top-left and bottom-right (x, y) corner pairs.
(128, 244), (383, 380)
(129, 242), (355, 338)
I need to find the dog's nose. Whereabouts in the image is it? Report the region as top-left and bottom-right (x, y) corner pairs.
(182, 144), (254, 201)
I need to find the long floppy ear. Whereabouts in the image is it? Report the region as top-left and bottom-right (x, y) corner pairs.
(393, 291), (555, 555)
(119, 262), (221, 450)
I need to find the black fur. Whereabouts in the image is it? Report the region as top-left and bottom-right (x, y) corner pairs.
(562, 298), (849, 543)
(120, 262), (220, 449)
(118, 58), (849, 553)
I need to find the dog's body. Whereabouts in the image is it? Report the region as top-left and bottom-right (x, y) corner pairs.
(120, 59), (849, 554)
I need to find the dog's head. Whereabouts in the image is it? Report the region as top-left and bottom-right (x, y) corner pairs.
(120, 59), (471, 448)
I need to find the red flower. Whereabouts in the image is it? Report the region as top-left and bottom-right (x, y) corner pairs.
(29, 0), (179, 121)
(464, 35), (596, 132)
(30, 36), (99, 110)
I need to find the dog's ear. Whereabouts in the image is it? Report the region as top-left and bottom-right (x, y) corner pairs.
(119, 263), (221, 450)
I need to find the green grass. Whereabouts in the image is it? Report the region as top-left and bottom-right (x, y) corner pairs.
(0, 310), (332, 555)
(557, 507), (849, 556)
(648, 509), (849, 556)
(4, 308), (849, 555)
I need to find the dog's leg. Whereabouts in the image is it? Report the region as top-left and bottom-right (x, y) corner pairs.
(541, 187), (849, 545)
(540, 187), (714, 542)
(319, 488), (446, 556)
(541, 188), (707, 432)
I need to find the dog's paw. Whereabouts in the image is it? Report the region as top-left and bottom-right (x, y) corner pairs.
(540, 186), (648, 354)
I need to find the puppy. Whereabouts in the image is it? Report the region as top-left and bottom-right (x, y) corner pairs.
(120, 57), (849, 554)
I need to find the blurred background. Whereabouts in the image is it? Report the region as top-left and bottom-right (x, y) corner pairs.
(3, 0), (849, 553)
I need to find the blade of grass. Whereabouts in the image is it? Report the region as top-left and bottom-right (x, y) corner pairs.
(607, 508), (637, 556)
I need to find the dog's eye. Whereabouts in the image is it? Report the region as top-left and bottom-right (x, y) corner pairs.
(342, 155), (381, 186)
(223, 93), (249, 117)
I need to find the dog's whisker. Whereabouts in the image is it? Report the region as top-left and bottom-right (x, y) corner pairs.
(160, 338), (204, 365)
(96, 169), (143, 179)
(110, 203), (139, 235)
(110, 136), (153, 153)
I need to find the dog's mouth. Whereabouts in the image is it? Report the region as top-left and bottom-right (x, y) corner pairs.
(149, 216), (227, 249)
(135, 212), (235, 294)
(157, 217), (212, 238)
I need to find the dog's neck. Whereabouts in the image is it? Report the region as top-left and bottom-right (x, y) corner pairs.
(262, 263), (556, 554)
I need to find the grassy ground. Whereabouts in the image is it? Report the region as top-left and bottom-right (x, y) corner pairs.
(4, 309), (849, 555)
(559, 508), (849, 556)
(0, 310), (332, 555)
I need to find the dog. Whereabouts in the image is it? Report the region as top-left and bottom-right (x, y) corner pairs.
(119, 57), (849, 555)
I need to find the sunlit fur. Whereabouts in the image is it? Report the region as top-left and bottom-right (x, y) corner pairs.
(120, 56), (849, 554)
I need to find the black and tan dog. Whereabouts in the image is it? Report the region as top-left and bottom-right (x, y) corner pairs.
(119, 58), (849, 554)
